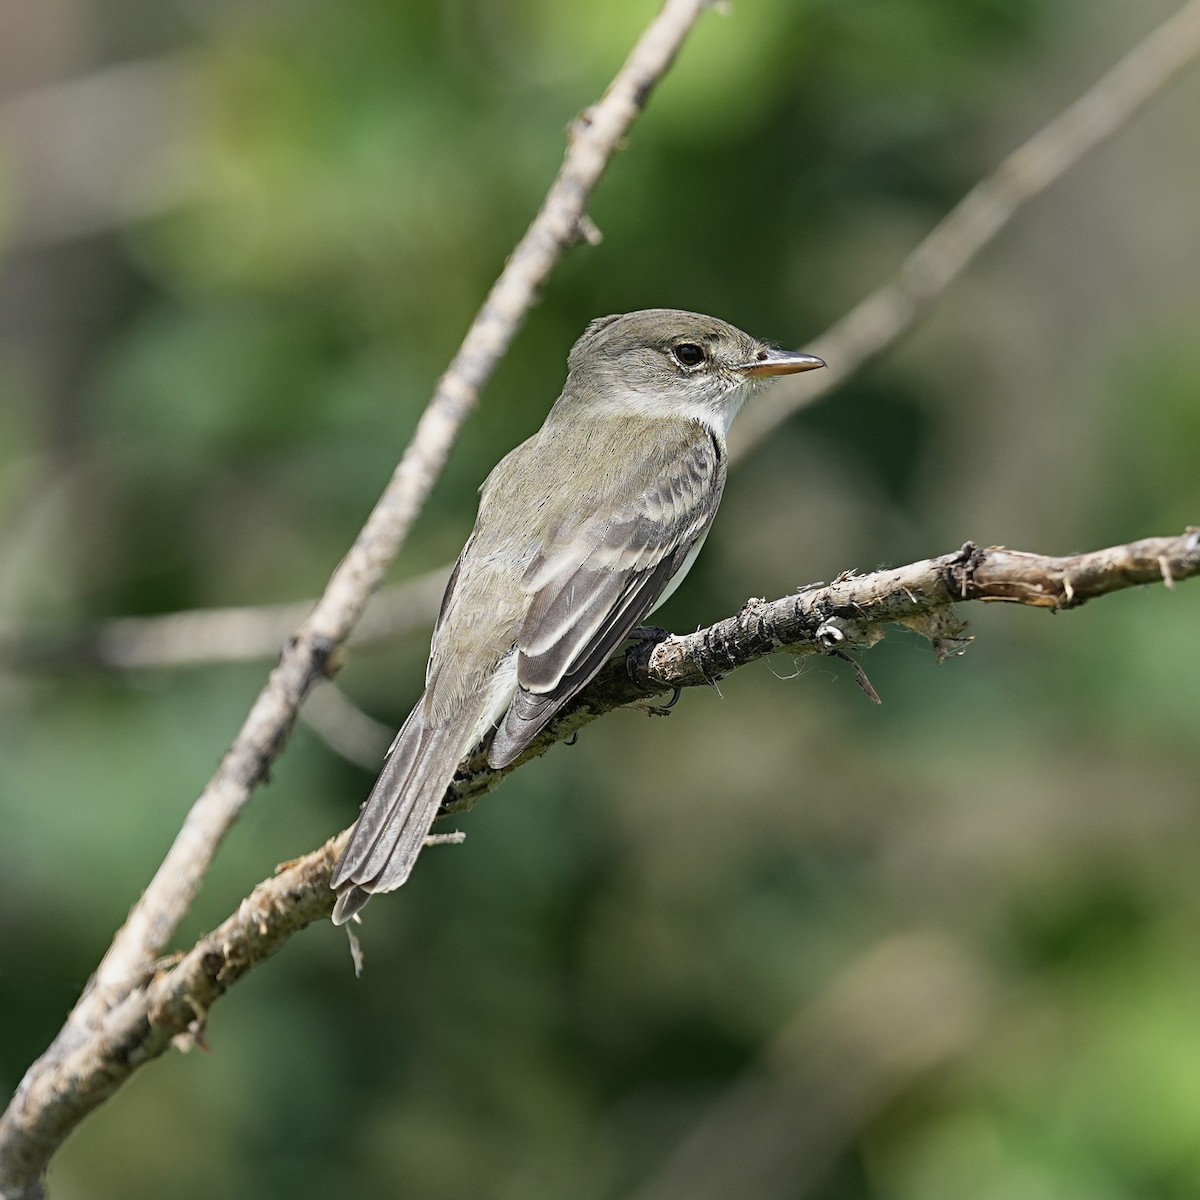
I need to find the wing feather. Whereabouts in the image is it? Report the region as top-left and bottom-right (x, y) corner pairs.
(488, 428), (722, 769)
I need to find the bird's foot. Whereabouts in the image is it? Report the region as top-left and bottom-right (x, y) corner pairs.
(635, 686), (682, 717)
(628, 625), (671, 643)
(625, 626), (672, 684)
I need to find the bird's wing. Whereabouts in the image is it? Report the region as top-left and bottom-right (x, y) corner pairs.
(487, 426), (723, 768)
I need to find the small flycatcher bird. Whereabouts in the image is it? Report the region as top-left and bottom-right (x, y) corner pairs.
(331, 309), (824, 922)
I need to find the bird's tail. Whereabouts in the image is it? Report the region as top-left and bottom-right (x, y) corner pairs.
(331, 703), (470, 924)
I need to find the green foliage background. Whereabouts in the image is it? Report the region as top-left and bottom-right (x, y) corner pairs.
(1, 1), (1199, 1197)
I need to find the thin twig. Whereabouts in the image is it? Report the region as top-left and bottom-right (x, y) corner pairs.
(0, 2), (716, 1193)
(0, 567), (451, 672)
(0, 529), (1193, 1175)
(732, 0), (1200, 451)
(300, 682), (393, 771)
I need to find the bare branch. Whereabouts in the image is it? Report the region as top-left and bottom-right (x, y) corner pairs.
(732, 0), (1200, 452)
(300, 683), (393, 770)
(0, 567), (451, 672)
(0, 837), (348, 1199)
(445, 530), (1200, 811)
(0, 529), (1192, 1185)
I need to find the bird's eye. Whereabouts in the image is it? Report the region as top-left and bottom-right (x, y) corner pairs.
(672, 343), (705, 368)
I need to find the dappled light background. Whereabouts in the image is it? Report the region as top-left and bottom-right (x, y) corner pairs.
(2, 0), (1199, 1197)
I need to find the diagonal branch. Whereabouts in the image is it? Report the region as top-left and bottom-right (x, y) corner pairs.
(733, 0), (1200, 450)
(9, 0), (1200, 675)
(1, 530), (1194, 1191)
(76, 0), (716, 1017)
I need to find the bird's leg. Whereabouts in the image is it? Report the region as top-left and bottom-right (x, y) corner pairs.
(624, 626), (680, 716)
(624, 625), (672, 683)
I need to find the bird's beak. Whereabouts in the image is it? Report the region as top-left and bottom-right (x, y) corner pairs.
(738, 348), (826, 378)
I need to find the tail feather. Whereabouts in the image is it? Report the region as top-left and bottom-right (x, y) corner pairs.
(331, 704), (469, 924)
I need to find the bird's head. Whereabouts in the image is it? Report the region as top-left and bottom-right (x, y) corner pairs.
(563, 308), (824, 433)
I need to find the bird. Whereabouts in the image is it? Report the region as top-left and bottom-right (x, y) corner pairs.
(331, 309), (824, 923)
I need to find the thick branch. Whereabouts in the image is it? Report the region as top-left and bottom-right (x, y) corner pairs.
(0, 837), (347, 1200)
(443, 530), (1200, 810)
(0, 530), (1193, 1183)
